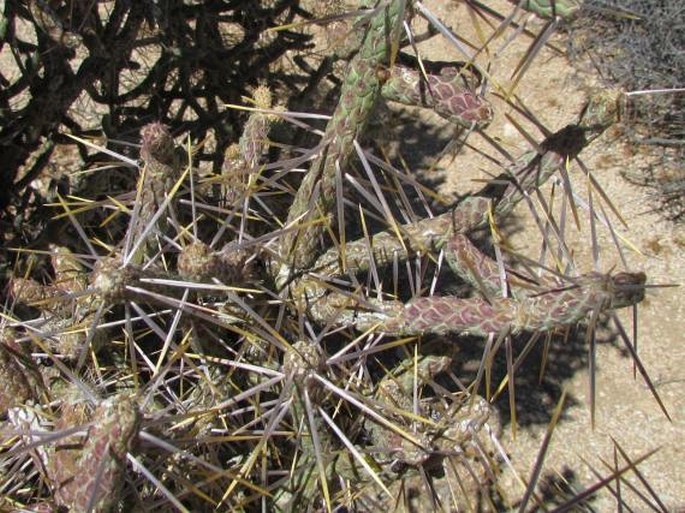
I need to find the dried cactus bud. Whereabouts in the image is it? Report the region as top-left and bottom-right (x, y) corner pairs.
(580, 89), (624, 126)
(178, 241), (219, 282)
(601, 271), (647, 309)
(578, 89), (625, 136)
(239, 86), (283, 169)
(140, 122), (178, 170)
(91, 257), (139, 304)
(252, 85), (273, 110)
(221, 143), (248, 204)
(222, 142), (244, 172)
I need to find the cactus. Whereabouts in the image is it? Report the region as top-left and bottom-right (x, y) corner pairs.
(0, 1), (662, 511)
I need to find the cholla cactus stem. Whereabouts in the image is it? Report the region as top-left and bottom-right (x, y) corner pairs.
(50, 395), (141, 512)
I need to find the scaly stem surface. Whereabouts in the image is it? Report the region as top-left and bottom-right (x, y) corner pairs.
(279, 1), (407, 278)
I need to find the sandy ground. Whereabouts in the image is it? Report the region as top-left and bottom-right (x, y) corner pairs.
(403, 1), (685, 510)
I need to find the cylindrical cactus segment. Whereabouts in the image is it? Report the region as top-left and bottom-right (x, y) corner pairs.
(222, 86), (283, 211)
(129, 122), (184, 263)
(312, 271), (646, 337)
(382, 60), (493, 128)
(443, 234), (505, 298)
(279, 0), (406, 276)
(239, 85), (283, 170)
(379, 271), (647, 337)
(508, 0), (583, 19)
(51, 395), (141, 513)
